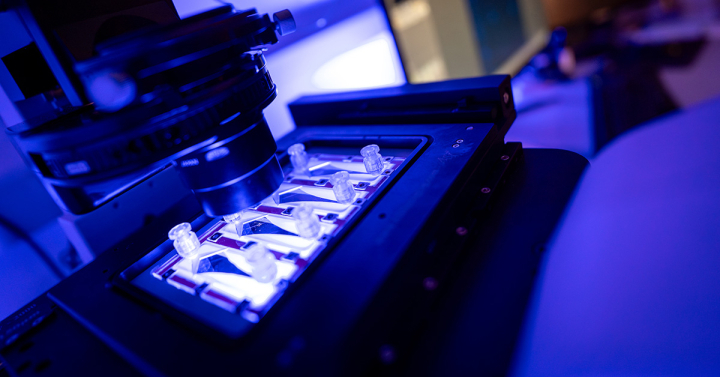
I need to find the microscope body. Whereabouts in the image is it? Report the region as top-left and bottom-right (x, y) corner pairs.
(1, 0), (294, 219)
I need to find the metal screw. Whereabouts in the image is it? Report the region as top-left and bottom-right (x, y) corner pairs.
(503, 92), (510, 104)
(456, 139), (464, 143)
(423, 277), (438, 291)
(273, 9), (296, 36)
(501, 155), (510, 161)
(481, 187), (491, 194)
(452, 144), (460, 148)
(466, 126), (474, 131)
(456, 226), (468, 236)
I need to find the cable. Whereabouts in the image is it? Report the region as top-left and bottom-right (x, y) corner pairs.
(0, 214), (66, 280)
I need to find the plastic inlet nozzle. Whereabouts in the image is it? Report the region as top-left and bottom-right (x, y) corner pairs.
(330, 171), (356, 204)
(361, 144), (384, 176)
(293, 203), (320, 238)
(168, 222), (200, 258)
(244, 243), (278, 283)
(288, 143), (310, 175)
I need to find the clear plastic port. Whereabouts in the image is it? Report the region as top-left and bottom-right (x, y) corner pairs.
(330, 171), (356, 204)
(360, 144), (384, 176)
(293, 203), (321, 238)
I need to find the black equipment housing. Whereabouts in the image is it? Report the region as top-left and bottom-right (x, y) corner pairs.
(3, 2), (290, 217)
(0, 75), (588, 376)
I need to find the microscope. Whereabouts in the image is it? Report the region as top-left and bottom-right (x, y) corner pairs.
(0, 1), (558, 375)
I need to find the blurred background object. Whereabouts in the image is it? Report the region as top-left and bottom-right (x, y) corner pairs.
(382, 0), (720, 156)
(542, 0), (635, 27)
(382, 0), (549, 83)
(511, 67), (720, 377)
(509, 0), (720, 156)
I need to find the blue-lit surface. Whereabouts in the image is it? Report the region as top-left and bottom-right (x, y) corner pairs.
(311, 38), (399, 90)
(0, 131), (65, 321)
(512, 96), (720, 376)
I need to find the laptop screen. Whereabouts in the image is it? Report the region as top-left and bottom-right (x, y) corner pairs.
(382, 0), (548, 83)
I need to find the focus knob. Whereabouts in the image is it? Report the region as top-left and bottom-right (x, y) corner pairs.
(273, 9), (296, 36)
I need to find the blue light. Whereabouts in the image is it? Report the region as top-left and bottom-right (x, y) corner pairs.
(311, 38), (398, 90)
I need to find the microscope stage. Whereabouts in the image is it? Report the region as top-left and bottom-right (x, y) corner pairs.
(129, 152), (406, 333)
